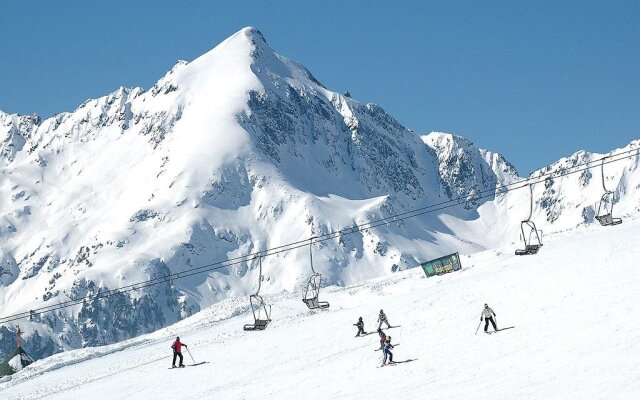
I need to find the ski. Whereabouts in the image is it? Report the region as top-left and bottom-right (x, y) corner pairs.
(496, 326), (515, 332)
(379, 360), (415, 367)
(389, 359), (416, 364)
(485, 326), (515, 334)
(168, 362), (208, 369)
(376, 325), (400, 330)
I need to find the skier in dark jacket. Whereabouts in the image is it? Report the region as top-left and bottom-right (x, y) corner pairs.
(377, 328), (386, 350)
(354, 317), (366, 337)
(171, 336), (188, 367)
(382, 336), (395, 365)
(481, 304), (498, 332)
(377, 309), (391, 329)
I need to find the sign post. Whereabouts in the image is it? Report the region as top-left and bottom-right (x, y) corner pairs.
(420, 252), (462, 278)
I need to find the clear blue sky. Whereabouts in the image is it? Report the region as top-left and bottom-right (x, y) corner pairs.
(1, 1), (638, 173)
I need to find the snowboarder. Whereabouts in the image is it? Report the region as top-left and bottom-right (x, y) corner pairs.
(377, 309), (391, 329)
(171, 336), (188, 368)
(481, 304), (498, 333)
(382, 336), (395, 365)
(377, 328), (386, 350)
(354, 317), (366, 337)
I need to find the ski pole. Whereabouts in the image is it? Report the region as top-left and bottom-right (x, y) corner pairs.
(186, 347), (196, 364)
(474, 320), (482, 335)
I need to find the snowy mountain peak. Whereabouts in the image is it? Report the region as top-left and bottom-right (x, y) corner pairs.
(180, 27), (271, 78)
(196, 26), (269, 57)
(236, 26), (268, 46)
(213, 26), (269, 50)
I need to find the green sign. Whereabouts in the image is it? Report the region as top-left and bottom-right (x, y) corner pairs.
(420, 252), (462, 278)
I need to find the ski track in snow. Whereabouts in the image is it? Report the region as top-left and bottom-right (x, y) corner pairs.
(2, 220), (640, 399)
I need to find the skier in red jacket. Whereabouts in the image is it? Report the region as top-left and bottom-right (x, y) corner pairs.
(377, 328), (387, 350)
(171, 336), (188, 368)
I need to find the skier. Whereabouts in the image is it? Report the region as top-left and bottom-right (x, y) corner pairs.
(381, 336), (395, 366)
(354, 317), (366, 337)
(481, 303), (498, 333)
(171, 336), (188, 368)
(377, 328), (386, 350)
(377, 309), (391, 329)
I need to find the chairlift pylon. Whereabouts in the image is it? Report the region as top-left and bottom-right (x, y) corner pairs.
(595, 158), (622, 226)
(243, 254), (271, 331)
(302, 238), (329, 310)
(515, 184), (543, 256)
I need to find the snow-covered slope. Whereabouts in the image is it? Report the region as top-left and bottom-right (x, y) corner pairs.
(1, 220), (639, 399)
(1, 27), (639, 362)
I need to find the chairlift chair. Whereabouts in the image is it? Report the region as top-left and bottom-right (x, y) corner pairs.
(243, 294), (271, 331)
(515, 184), (543, 256)
(515, 220), (543, 255)
(302, 238), (329, 310)
(595, 158), (622, 226)
(243, 255), (272, 331)
(303, 273), (329, 309)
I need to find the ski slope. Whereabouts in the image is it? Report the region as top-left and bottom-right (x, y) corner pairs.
(2, 220), (639, 399)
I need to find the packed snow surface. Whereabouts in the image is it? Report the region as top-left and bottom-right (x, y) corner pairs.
(2, 219), (639, 399)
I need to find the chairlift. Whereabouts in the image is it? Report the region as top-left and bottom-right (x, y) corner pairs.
(515, 184), (543, 256)
(302, 238), (329, 310)
(595, 158), (622, 226)
(243, 255), (271, 331)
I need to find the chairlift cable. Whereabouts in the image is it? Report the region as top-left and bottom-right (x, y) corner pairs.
(3, 148), (637, 322)
(1, 146), (638, 323)
(601, 157), (609, 193)
(2, 149), (633, 324)
(309, 237), (316, 275)
(256, 255), (263, 295)
(526, 184), (534, 222)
